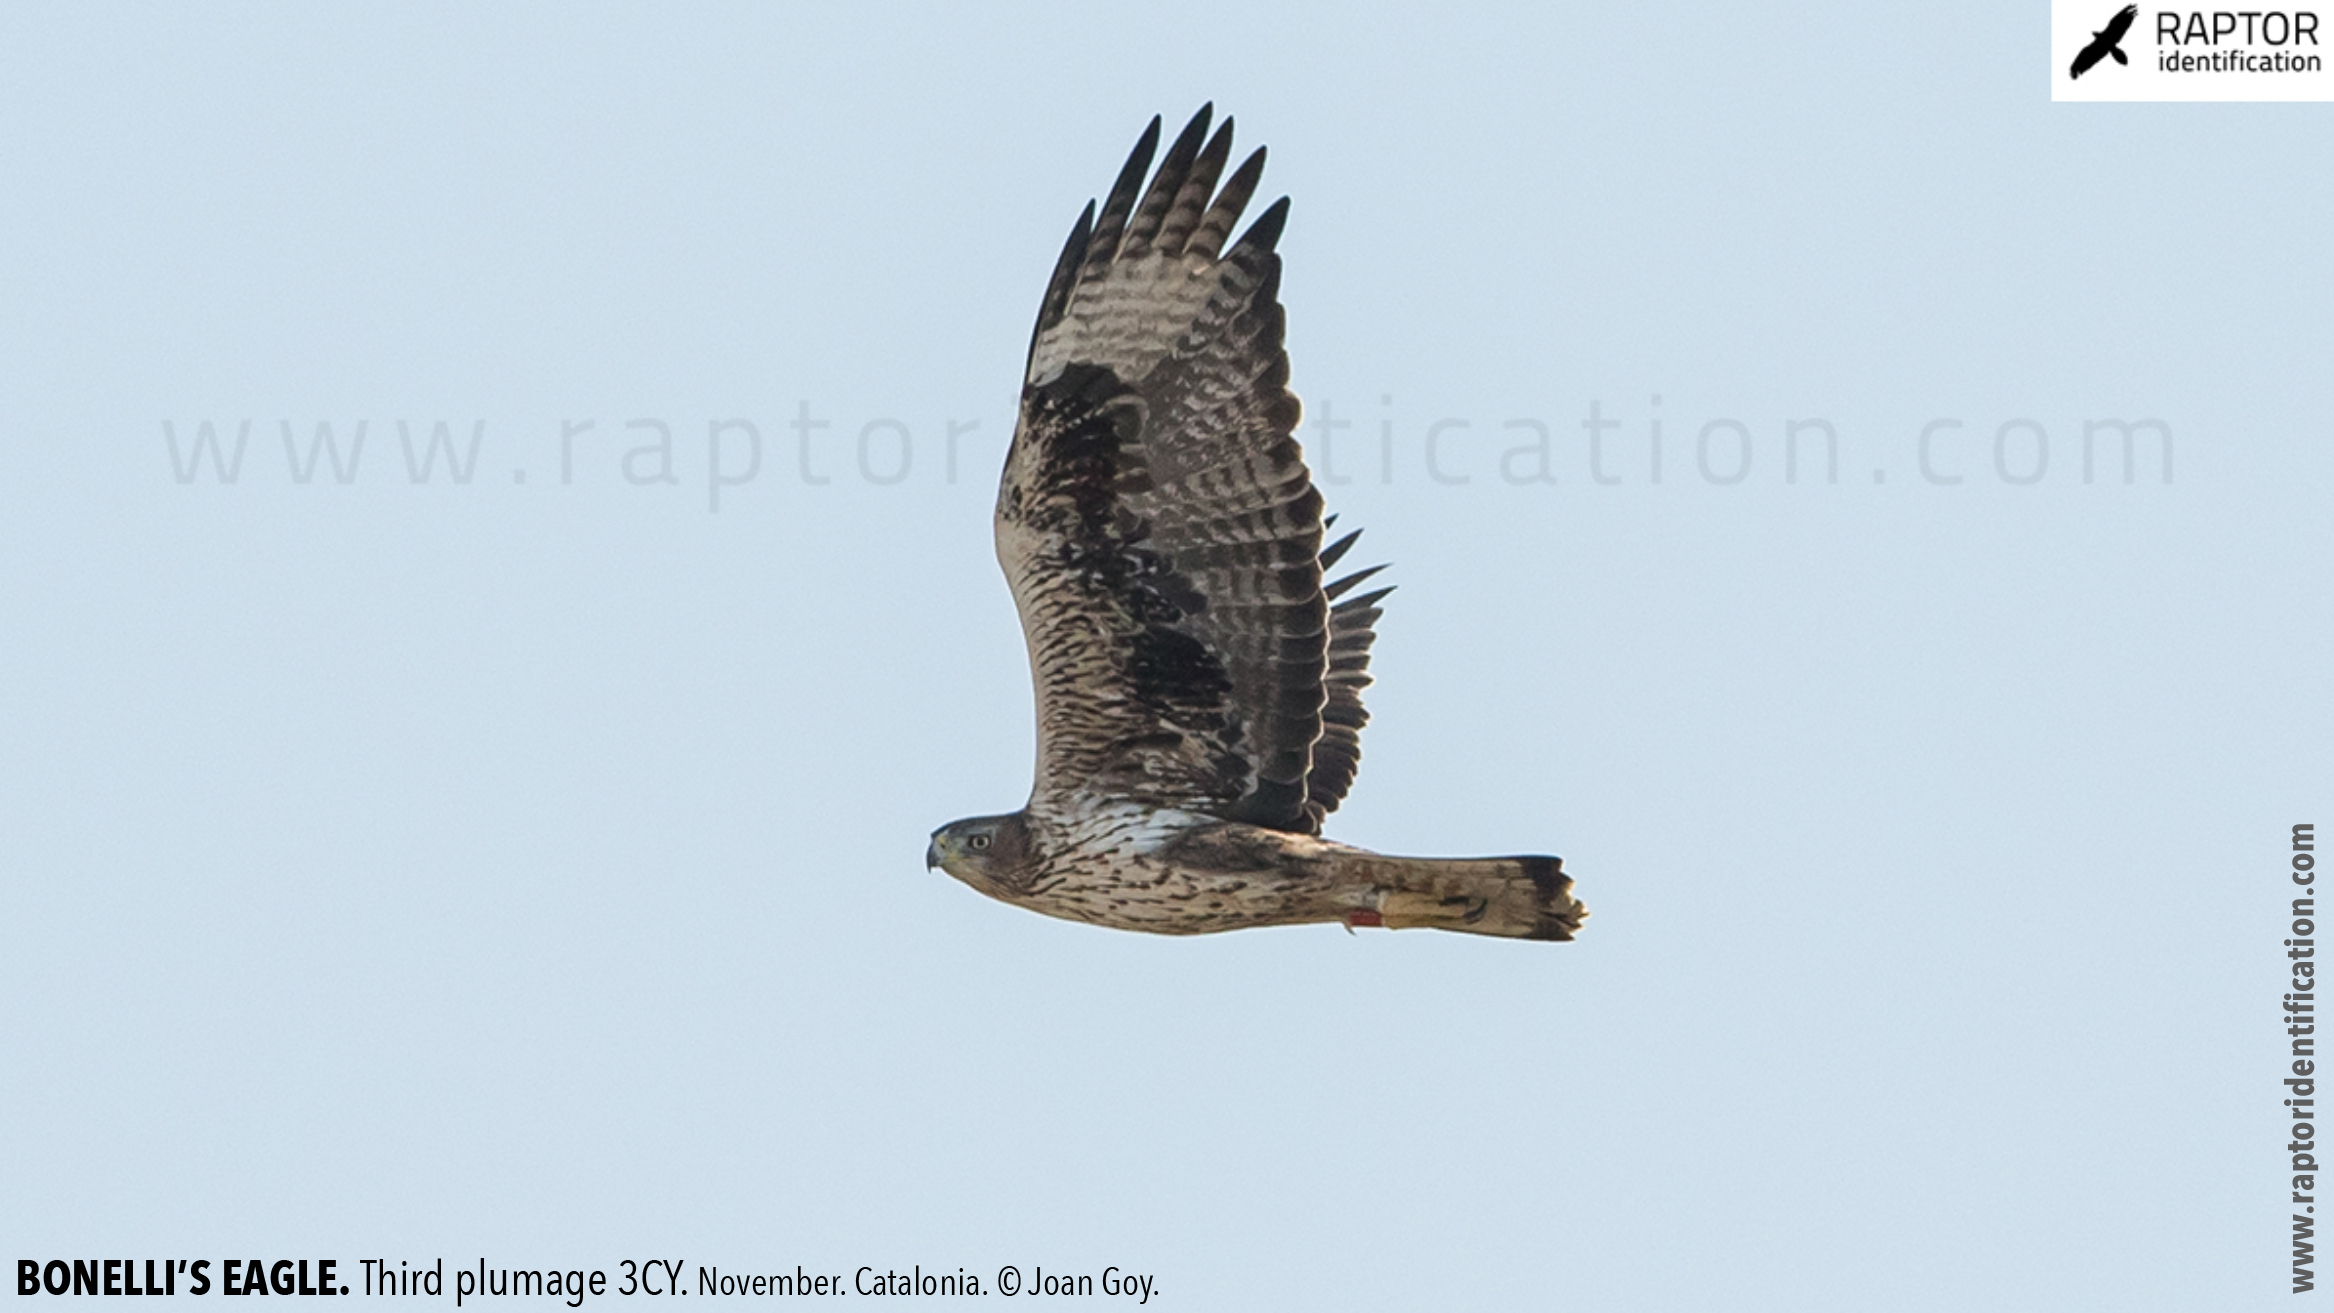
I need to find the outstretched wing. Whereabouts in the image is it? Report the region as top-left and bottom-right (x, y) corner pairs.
(2103, 4), (2137, 42)
(997, 107), (1382, 834)
(1305, 520), (1392, 827)
(2071, 37), (2108, 78)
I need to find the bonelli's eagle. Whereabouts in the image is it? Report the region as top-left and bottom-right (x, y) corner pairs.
(927, 107), (1585, 941)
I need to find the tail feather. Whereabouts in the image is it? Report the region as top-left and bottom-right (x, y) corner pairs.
(1341, 854), (1585, 941)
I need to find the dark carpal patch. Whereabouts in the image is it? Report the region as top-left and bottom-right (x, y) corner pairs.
(1129, 624), (1234, 712)
(1026, 362), (1143, 537)
(1022, 358), (1247, 802)
(1030, 362), (1235, 713)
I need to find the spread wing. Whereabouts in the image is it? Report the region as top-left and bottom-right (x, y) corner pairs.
(995, 106), (1387, 834)
(2103, 5), (2137, 42)
(1308, 521), (1392, 828)
(2070, 39), (2107, 78)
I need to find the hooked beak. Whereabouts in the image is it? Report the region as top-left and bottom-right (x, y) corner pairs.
(925, 840), (941, 870)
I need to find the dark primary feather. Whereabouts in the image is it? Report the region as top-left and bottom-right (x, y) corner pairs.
(1081, 116), (1160, 286)
(1190, 147), (1266, 260)
(1119, 107), (1215, 260)
(998, 108), (1387, 834)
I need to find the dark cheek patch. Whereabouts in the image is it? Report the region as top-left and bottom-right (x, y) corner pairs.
(995, 814), (1034, 872)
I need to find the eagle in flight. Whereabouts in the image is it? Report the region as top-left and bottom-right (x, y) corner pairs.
(926, 107), (1585, 941)
(2069, 5), (2138, 79)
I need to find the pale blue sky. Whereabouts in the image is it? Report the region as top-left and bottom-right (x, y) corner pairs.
(3, 4), (2328, 1310)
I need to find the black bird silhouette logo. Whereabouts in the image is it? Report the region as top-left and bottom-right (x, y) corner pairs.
(2070, 4), (2139, 78)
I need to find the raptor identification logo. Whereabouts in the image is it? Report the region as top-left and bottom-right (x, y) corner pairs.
(2051, 2), (2334, 98)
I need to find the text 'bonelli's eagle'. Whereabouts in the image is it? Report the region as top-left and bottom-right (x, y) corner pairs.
(927, 107), (1586, 941)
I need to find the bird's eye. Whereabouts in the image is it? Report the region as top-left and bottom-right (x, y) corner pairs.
(968, 834), (991, 851)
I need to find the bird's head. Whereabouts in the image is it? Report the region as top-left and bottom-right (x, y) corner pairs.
(927, 812), (1034, 894)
